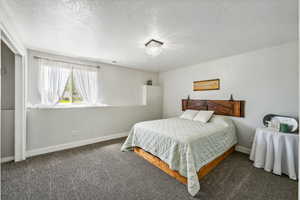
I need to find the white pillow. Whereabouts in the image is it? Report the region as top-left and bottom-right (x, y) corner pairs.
(180, 110), (199, 120)
(193, 110), (215, 123)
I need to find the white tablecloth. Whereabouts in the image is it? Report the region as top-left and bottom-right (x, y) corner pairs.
(250, 128), (299, 180)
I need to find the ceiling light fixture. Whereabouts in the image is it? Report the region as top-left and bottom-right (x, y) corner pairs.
(145, 39), (164, 56)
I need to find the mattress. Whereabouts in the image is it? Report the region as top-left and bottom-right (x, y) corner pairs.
(121, 115), (237, 196)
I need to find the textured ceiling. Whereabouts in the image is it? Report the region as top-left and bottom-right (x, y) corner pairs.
(4, 0), (298, 72)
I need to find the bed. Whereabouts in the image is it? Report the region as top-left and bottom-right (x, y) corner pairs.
(121, 99), (245, 196)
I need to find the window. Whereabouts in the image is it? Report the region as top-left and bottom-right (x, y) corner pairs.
(59, 73), (83, 104)
(37, 57), (99, 106)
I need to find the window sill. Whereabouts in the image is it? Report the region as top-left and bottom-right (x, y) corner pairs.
(27, 104), (109, 109)
(27, 104), (147, 110)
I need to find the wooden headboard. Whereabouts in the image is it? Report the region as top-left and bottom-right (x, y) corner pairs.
(182, 99), (245, 117)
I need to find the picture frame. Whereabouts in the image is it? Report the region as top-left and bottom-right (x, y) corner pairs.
(193, 79), (220, 91)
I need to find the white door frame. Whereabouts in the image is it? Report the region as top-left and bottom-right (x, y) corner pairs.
(0, 24), (27, 161)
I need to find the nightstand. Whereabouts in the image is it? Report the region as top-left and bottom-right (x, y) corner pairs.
(250, 127), (299, 180)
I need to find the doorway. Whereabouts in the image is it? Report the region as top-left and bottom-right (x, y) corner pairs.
(1, 40), (15, 161)
(0, 29), (26, 162)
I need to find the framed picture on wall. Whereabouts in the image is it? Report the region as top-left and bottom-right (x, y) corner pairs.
(193, 79), (220, 91)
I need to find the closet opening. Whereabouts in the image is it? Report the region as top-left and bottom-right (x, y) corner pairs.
(0, 32), (26, 163)
(1, 40), (15, 161)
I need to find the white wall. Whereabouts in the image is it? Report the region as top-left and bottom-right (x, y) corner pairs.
(26, 50), (162, 154)
(27, 94), (162, 152)
(159, 42), (298, 149)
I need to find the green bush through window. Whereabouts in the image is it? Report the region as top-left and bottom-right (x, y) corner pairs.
(59, 73), (83, 103)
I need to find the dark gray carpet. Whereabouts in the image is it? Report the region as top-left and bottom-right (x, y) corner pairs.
(1, 138), (298, 200)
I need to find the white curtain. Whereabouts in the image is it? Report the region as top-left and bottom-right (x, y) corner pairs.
(38, 59), (72, 105)
(73, 68), (98, 104)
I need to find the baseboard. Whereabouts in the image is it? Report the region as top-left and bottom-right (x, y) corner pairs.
(26, 132), (129, 158)
(24, 134), (250, 158)
(235, 145), (251, 155)
(1, 156), (14, 163)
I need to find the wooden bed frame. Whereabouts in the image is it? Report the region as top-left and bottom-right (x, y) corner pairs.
(182, 99), (245, 117)
(134, 146), (235, 184)
(132, 99), (245, 184)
